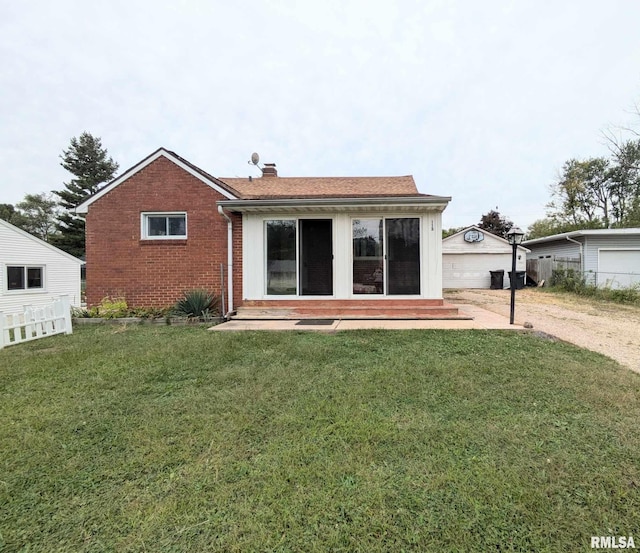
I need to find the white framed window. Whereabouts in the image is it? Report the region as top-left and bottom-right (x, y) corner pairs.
(6, 265), (45, 292)
(141, 212), (187, 240)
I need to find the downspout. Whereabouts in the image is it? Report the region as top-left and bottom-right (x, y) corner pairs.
(217, 205), (234, 319)
(566, 235), (583, 276)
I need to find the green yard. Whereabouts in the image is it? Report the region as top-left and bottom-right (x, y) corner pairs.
(1, 325), (639, 552)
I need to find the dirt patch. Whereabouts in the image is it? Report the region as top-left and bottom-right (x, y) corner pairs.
(446, 289), (640, 374)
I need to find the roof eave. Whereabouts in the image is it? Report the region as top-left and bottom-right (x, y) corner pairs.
(217, 195), (451, 213)
(523, 227), (640, 246)
(75, 148), (239, 214)
(523, 231), (583, 246)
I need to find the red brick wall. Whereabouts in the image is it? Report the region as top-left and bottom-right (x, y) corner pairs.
(231, 212), (243, 306)
(85, 156), (236, 309)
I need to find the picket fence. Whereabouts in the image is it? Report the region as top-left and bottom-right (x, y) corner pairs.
(0, 295), (72, 349)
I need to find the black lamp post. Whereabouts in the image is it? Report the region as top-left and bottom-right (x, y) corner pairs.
(506, 227), (525, 325)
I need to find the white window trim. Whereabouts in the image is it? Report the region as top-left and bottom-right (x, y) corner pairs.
(141, 212), (188, 240)
(350, 216), (422, 297)
(4, 264), (47, 294)
(264, 218), (298, 297)
(263, 216), (337, 298)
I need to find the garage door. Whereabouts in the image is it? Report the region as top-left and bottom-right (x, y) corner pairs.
(598, 249), (640, 289)
(443, 253), (512, 289)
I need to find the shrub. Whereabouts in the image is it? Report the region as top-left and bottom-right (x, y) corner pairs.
(128, 306), (172, 319)
(71, 307), (91, 318)
(550, 269), (640, 305)
(606, 283), (640, 304)
(550, 268), (587, 293)
(95, 296), (129, 319)
(173, 289), (219, 319)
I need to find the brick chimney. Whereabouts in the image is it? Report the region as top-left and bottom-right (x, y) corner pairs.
(262, 163), (278, 177)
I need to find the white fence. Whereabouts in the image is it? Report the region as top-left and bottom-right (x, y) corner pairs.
(0, 295), (72, 349)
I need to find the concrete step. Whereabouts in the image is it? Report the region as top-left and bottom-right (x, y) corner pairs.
(234, 302), (470, 320)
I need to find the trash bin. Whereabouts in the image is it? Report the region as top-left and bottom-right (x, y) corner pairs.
(490, 270), (505, 289)
(508, 271), (526, 290)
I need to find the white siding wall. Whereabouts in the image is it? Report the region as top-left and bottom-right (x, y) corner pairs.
(443, 253), (526, 289)
(242, 211), (444, 300)
(242, 214), (263, 300)
(423, 212), (443, 297)
(0, 222), (82, 314)
(525, 239), (583, 261)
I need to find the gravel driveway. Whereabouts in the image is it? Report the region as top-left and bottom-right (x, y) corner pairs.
(445, 289), (640, 374)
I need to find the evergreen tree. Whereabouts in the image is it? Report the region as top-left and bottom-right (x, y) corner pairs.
(52, 132), (119, 258)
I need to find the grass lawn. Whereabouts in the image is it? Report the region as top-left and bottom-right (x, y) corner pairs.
(1, 325), (639, 552)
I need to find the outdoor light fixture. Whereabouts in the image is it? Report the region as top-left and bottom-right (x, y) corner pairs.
(506, 227), (525, 325)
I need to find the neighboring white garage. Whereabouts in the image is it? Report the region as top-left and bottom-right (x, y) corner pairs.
(443, 226), (528, 289)
(0, 218), (84, 314)
(598, 249), (640, 288)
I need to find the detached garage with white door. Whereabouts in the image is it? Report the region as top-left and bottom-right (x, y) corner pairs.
(523, 228), (640, 289)
(443, 226), (528, 289)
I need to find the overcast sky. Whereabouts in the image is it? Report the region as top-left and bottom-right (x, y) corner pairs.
(1, 0), (639, 231)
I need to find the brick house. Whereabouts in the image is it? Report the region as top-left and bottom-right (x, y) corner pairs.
(76, 148), (460, 318)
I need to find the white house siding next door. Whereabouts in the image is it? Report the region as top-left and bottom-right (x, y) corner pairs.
(597, 249), (640, 288)
(443, 253), (512, 289)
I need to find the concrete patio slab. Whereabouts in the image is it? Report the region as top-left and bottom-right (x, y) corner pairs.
(210, 303), (520, 332)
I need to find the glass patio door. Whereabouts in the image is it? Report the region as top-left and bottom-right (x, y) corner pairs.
(352, 218), (420, 295)
(266, 219), (333, 296)
(300, 219), (333, 295)
(352, 219), (384, 294)
(266, 220), (297, 295)
(386, 218), (420, 295)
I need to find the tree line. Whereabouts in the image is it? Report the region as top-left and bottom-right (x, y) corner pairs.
(1, 132), (118, 258)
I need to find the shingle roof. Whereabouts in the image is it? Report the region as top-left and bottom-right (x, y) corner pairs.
(75, 148), (440, 214)
(219, 175), (425, 199)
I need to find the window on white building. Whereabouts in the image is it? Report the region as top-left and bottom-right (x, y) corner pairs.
(6, 266), (44, 291)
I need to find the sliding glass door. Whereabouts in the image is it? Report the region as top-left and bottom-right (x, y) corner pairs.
(352, 219), (384, 294)
(352, 217), (420, 295)
(266, 220), (297, 295)
(265, 219), (333, 296)
(386, 218), (420, 294)
(300, 219), (333, 295)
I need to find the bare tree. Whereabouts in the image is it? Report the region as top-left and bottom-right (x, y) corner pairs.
(602, 102), (640, 171)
